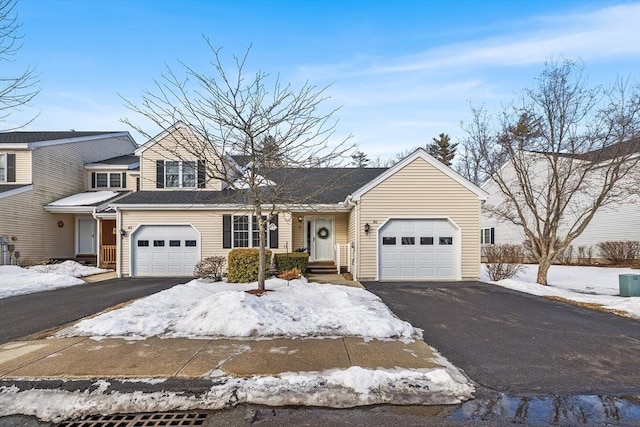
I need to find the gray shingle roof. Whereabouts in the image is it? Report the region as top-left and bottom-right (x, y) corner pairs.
(0, 131), (123, 143)
(86, 154), (139, 166)
(0, 184), (31, 194)
(113, 168), (388, 205)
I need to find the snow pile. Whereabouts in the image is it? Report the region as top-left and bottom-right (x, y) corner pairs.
(482, 265), (640, 319)
(0, 265), (84, 299)
(29, 260), (109, 277)
(58, 278), (417, 340)
(48, 191), (119, 206)
(0, 366), (474, 422)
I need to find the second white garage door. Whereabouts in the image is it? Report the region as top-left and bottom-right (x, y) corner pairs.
(132, 225), (200, 277)
(379, 219), (457, 281)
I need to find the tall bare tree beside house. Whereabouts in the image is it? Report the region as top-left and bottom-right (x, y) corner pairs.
(463, 59), (639, 285)
(0, 0), (39, 130)
(122, 39), (354, 291)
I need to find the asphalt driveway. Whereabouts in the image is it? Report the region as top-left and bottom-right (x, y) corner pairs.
(364, 281), (640, 395)
(0, 277), (187, 344)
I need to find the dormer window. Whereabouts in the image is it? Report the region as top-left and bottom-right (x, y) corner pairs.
(164, 160), (196, 188)
(92, 172), (127, 189)
(0, 153), (15, 183)
(156, 160), (205, 189)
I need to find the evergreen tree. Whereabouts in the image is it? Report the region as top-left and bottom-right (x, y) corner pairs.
(351, 151), (370, 167)
(427, 133), (458, 166)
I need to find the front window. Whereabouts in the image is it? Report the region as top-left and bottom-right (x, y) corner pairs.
(165, 160), (196, 188)
(233, 215), (270, 248)
(0, 154), (6, 182)
(93, 172), (125, 189)
(480, 227), (494, 245)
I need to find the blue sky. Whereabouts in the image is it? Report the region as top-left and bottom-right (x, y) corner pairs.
(9, 0), (640, 160)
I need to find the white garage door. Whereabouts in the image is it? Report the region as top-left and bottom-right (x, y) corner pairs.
(379, 219), (457, 280)
(132, 225), (200, 277)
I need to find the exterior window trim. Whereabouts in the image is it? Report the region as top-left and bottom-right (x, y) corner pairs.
(93, 171), (126, 189)
(232, 214), (270, 248)
(480, 227), (495, 245)
(164, 160), (197, 188)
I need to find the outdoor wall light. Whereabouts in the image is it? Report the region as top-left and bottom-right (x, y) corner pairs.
(298, 216), (303, 223)
(119, 229), (127, 237)
(364, 223), (370, 235)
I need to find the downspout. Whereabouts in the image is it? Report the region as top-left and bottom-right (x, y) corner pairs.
(346, 196), (359, 281)
(91, 208), (100, 268)
(115, 206), (122, 278)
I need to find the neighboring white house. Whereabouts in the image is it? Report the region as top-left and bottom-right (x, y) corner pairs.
(481, 139), (640, 260)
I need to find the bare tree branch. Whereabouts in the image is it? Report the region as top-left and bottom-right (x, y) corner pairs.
(462, 59), (639, 284)
(0, 0), (40, 130)
(121, 39), (355, 290)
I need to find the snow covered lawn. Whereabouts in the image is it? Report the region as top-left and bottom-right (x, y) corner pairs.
(58, 277), (418, 340)
(0, 277), (475, 420)
(482, 264), (640, 319)
(0, 261), (109, 299)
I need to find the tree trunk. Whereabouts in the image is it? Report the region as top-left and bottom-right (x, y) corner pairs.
(256, 208), (266, 291)
(536, 257), (552, 285)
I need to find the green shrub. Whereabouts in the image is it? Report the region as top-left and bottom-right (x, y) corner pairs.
(274, 252), (309, 273)
(227, 248), (272, 283)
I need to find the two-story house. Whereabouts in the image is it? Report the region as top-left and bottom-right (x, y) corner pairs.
(0, 131), (137, 266)
(481, 139), (640, 260)
(106, 123), (488, 281)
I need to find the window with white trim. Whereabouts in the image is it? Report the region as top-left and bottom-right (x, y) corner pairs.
(92, 172), (126, 189)
(481, 227), (495, 245)
(232, 215), (269, 248)
(164, 160), (196, 188)
(0, 154), (5, 182)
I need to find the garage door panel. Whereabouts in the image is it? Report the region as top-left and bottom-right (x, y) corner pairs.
(379, 219), (457, 281)
(132, 225), (200, 277)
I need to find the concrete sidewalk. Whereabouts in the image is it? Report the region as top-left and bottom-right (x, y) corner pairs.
(0, 337), (442, 380)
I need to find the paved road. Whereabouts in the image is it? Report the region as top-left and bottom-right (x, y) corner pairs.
(364, 281), (640, 395)
(0, 277), (187, 344)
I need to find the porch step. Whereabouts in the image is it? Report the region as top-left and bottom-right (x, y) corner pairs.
(75, 255), (97, 267)
(306, 261), (338, 274)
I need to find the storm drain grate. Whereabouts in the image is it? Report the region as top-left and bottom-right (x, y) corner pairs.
(56, 412), (208, 427)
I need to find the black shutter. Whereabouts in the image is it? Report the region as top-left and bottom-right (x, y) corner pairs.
(223, 214), (232, 248)
(490, 227), (495, 245)
(156, 160), (164, 188)
(269, 214), (278, 249)
(198, 160), (206, 188)
(91, 172), (96, 188)
(121, 172), (127, 188)
(7, 154), (16, 182)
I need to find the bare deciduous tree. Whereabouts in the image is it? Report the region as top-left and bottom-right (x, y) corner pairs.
(463, 59), (639, 284)
(122, 39), (354, 291)
(0, 0), (39, 129)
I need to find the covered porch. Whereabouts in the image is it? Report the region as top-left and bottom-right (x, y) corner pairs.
(290, 211), (353, 275)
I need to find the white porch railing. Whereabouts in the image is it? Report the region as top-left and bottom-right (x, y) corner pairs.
(335, 243), (352, 273)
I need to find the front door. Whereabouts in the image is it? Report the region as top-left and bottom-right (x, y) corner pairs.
(312, 217), (333, 261)
(77, 218), (96, 255)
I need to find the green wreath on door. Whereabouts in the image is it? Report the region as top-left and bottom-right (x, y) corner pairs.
(317, 226), (330, 239)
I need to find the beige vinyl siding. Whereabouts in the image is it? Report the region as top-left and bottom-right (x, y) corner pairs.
(0, 150), (31, 184)
(119, 210), (293, 276)
(139, 132), (223, 191)
(12, 150), (32, 184)
(126, 172), (139, 191)
(0, 135), (136, 264)
(0, 190), (75, 265)
(357, 157), (482, 280)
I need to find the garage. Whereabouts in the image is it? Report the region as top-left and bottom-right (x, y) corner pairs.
(131, 225), (200, 277)
(379, 219), (458, 281)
